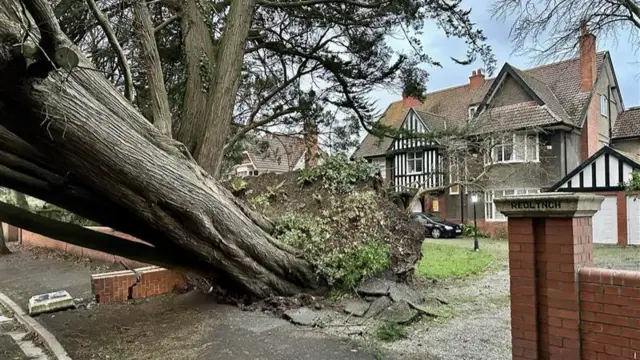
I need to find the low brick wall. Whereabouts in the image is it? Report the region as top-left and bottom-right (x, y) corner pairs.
(579, 268), (640, 359)
(91, 266), (187, 304)
(475, 219), (508, 237)
(17, 226), (148, 268)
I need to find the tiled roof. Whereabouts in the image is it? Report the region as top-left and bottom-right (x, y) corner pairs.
(244, 134), (306, 172)
(472, 101), (561, 134)
(353, 52), (607, 158)
(414, 110), (448, 132)
(613, 107), (640, 139)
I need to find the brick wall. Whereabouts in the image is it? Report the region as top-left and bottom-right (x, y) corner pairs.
(579, 268), (640, 359)
(505, 197), (640, 359)
(16, 226), (149, 268)
(91, 266), (187, 304)
(476, 219), (508, 237)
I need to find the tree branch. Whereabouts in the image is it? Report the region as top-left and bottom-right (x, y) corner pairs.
(257, 0), (385, 8)
(154, 12), (181, 33)
(224, 106), (303, 153)
(133, 0), (172, 136)
(0, 200), (181, 269)
(85, 0), (134, 101)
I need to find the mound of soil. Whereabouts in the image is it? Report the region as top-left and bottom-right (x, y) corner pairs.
(225, 171), (424, 280)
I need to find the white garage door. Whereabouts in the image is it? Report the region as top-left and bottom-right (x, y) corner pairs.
(592, 196), (618, 244)
(411, 200), (423, 213)
(627, 196), (640, 245)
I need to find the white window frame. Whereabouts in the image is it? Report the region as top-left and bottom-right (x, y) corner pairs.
(468, 106), (478, 120)
(484, 189), (540, 221)
(600, 94), (609, 117)
(449, 155), (461, 195)
(406, 151), (423, 174)
(487, 133), (539, 165)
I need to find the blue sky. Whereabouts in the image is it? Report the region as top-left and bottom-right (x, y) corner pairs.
(369, 1), (640, 112)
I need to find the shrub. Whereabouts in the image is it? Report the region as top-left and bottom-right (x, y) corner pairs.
(374, 322), (408, 342)
(493, 227), (508, 240)
(462, 223), (489, 238)
(248, 194), (270, 211)
(275, 206), (390, 290)
(230, 177), (248, 195)
(296, 167), (317, 186)
(296, 154), (377, 192)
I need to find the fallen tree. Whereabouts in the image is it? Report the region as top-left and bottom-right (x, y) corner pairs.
(0, 0), (317, 297)
(0, 0), (494, 299)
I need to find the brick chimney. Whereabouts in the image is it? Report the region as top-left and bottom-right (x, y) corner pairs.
(402, 96), (422, 109)
(469, 68), (485, 90)
(579, 22), (597, 92)
(304, 119), (319, 167)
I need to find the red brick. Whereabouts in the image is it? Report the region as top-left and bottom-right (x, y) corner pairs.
(594, 333), (630, 347)
(548, 325), (580, 340)
(621, 327), (640, 340)
(622, 348), (640, 358)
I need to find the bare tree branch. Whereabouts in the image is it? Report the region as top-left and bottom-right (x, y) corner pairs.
(85, 0), (134, 101)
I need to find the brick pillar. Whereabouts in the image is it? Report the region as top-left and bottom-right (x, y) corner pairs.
(495, 193), (603, 360)
(617, 191), (628, 246)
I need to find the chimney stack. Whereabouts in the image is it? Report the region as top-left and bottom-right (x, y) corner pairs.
(469, 68), (485, 90)
(402, 95), (422, 110)
(579, 22), (596, 92)
(304, 119), (319, 167)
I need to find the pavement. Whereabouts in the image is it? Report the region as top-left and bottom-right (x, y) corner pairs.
(0, 300), (50, 360)
(0, 249), (392, 360)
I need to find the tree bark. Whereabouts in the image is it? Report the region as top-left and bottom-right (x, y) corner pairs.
(194, 0), (257, 177)
(12, 191), (30, 210)
(0, 0), (318, 297)
(133, 0), (173, 136)
(0, 221), (9, 255)
(175, 0), (217, 154)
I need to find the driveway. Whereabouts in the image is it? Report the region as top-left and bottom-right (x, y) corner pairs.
(0, 249), (390, 360)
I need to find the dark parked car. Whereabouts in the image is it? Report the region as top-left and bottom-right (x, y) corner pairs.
(410, 213), (463, 239)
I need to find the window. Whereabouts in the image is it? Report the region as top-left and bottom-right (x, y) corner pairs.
(449, 155), (460, 194)
(468, 106), (478, 120)
(600, 94), (609, 117)
(484, 189), (540, 221)
(407, 152), (423, 174)
(488, 134), (539, 164)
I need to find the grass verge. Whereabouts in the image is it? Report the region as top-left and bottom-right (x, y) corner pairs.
(417, 241), (494, 280)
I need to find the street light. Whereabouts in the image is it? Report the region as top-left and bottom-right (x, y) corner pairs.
(471, 192), (479, 251)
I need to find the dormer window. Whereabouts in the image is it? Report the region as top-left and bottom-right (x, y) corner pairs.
(468, 106), (478, 120)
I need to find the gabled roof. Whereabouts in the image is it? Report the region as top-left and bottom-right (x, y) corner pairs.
(413, 110), (448, 132)
(353, 52), (607, 159)
(242, 134), (306, 172)
(613, 106), (640, 140)
(547, 146), (640, 192)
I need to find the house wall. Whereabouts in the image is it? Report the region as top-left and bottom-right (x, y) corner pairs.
(565, 131), (583, 173)
(594, 59), (621, 147)
(390, 110), (443, 191)
(489, 75), (534, 108)
(613, 139), (640, 162)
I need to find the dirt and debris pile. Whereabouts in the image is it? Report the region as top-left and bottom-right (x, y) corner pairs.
(225, 155), (423, 290)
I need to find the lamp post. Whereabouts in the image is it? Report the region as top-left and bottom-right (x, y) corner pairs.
(471, 192), (479, 251)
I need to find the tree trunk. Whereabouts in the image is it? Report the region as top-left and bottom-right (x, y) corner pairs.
(175, 0), (217, 153)
(132, 0), (172, 136)
(0, 222), (9, 255)
(12, 191), (30, 210)
(193, 0), (257, 177)
(0, 0), (318, 297)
